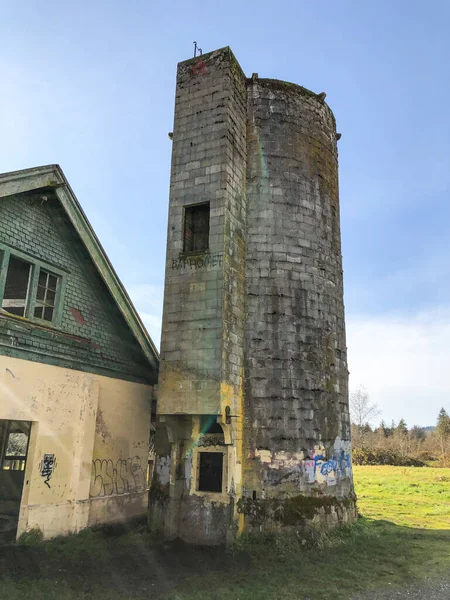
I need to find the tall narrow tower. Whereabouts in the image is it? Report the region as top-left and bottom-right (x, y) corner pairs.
(149, 47), (356, 545)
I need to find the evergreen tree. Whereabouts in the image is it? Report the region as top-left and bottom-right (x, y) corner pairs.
(397, 418), (408, 436)
(410, 425), (426, 442)
(436, 408), (450, 458)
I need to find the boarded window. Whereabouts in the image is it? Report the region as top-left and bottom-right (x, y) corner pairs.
(34, 270), (58, 322)
(198, 452), (223, 493)
(2, 256), (31, 317)
(184, 203), (210, 252)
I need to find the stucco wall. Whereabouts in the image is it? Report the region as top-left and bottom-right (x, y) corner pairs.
(88, 376), (151, 526)
(0, 355), (151, 539)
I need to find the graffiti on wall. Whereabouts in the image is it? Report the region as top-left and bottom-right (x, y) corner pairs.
(40, 454), (56, 488)
(303, 446), (352, 486)
(253, 437), (352, 487)
(90, 456), (146, 498)
(171, 253), (223, 271)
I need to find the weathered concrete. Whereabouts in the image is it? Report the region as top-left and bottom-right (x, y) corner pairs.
(149, 46), (355, 544)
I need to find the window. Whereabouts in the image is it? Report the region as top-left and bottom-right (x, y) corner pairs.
(198, 452), (223, 493)
(2, 256), (31, 317)
(184, 203), (210, 253)
(1, 420), (31, 472)
(0, 246), (64, 326)
(34, 270), (58, 322)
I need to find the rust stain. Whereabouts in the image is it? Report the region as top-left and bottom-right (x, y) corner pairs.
(70, 307), (86, 324)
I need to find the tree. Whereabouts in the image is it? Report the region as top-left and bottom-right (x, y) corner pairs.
(396, 419), (408, 436)
(410, 425), (426, 443)
(435, 408), (450, 458)
(349, 387), (380, 448)
(392, 419), (410, 457)
(349, 387), (381, 428)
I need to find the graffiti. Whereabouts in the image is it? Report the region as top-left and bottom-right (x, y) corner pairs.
(304, 439), (352, 486)
(171, 253), (223, 271)
(253, 438), (352, 487)
(40, 454), (56, 488)
(90, 456), (146, 498)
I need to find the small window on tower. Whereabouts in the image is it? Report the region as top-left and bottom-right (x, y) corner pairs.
(198, 452), (223, 493)
(184, 203), (210, 253)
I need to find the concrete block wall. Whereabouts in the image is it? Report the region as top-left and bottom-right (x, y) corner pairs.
(158, 48), (247, 416)
(243, 79), (352, 503)
(151, 47), (356, 544)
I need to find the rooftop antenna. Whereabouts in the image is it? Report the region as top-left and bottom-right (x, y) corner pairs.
(193, 41), (203, 57)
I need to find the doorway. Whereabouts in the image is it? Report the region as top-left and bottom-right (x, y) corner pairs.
(0, 420), (31, 542)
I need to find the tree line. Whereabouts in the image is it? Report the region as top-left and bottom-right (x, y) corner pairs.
(349, 387), (450, 467)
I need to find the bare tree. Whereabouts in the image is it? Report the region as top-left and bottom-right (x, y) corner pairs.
(349, 387), (381, 448)
(349, 386), (381, 428)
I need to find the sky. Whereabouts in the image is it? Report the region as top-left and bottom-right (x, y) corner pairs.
(1, 0), (449, 427)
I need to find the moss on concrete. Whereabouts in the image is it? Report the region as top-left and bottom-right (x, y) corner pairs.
(237, 492), (357, 528)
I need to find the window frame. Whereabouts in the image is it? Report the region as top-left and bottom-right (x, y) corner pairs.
(0, 243), (67, 328)
(197, 450), (224, 493)
(182, 201), (210, 254)
(193, 447), (228, 496)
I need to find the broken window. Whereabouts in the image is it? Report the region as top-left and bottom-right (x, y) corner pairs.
(2, 256), (32, 317)
(184, 203), (210, 253)
(0, 245), (63, 325)
(34, 270), (58, 322)
(198, 452), (223, 493)
(1, 420), (31, 471)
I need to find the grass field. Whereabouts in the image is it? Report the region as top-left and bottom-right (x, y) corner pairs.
(1, 465), (450, 600)
(355, 465), (450, 529)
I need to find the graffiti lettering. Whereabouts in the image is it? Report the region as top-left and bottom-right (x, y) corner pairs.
(90, 457), (146, 498)
(171, 253), (223, 271)
(304, 445), (352, 486)
(40, 454), (56, 488)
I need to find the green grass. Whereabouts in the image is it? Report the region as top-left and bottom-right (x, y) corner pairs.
(354, 465), (450, 529)
(1, 466), (450, 600)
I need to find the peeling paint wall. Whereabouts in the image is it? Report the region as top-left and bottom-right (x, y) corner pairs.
(0, 355), (152, 539)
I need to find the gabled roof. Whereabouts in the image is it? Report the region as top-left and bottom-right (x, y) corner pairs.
(0, 164), (159, 374)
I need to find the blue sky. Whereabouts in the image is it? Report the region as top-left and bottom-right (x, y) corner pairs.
(1, 0), (449, 426)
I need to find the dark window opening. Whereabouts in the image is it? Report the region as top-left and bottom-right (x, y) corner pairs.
(200, 416), (223, 435)
(2, 256), (32, 317)
(198, 452), (223, 493)
(184, 203), (210, 253)
(34, 269), (58, 322)
(1, 420), (31, 472)
(0, 248), (62, 325)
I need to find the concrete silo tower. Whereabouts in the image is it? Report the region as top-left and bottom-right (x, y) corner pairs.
(149, 47), (356, 544)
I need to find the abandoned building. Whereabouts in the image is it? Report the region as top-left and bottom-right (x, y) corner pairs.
(148, 47), (356, 544)
(0, 46), (355, 546)
(0, 165), (159, 541)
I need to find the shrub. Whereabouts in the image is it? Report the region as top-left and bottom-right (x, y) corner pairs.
(352, 448), (425, 467)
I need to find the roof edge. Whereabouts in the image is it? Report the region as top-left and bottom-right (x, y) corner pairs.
(0, 164), (159, 374)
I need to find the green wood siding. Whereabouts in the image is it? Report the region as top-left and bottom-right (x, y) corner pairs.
(0, 192), (155, 384)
